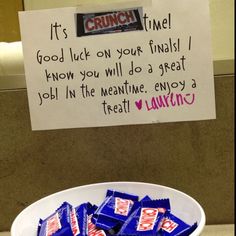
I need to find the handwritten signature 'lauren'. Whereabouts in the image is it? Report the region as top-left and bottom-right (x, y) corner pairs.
(135, 92), (195, 111)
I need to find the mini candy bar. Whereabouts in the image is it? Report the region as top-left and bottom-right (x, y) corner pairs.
(76, 8), (143, 37)
(105, 190), (139, 202)
(92, 214), (120, 231)
(70, 202), (93, 236)
(132, 198), (171, 215)
(87, 203), (107, 236)
(88, 211), (107, 236)
(70, 208), (81, 236)
(160, 212), (198, 236)
(87, 204), (98, 216)
(118, 199), (170, 235)
(38, 202), (73, 236)
(93, 190), (139, 231)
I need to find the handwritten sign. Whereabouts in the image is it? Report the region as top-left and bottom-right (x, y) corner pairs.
(19, 0), (216, 130)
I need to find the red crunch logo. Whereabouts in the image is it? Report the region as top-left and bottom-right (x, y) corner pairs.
(161, 219), (179, 233)
(84, 10), (137, 33)
(114, 197), (133, 216)
(88, 215), (106, 236)
(158, 208), (166, 214)
(70, 208), (80, 236)
(137, 208), (159, 231)
(46, 213), (61, 236)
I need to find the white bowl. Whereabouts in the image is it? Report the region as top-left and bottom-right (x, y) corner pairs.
(11, 182), (205, 236)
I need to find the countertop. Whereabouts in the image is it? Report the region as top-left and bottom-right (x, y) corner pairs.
(0, 224), (234, 236)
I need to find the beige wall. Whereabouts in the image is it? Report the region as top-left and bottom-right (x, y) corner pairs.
(0, 0), (23, 42)
(0, 75), (234, 231)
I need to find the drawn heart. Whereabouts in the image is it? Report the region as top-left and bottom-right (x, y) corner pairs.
(135, 99), (142, 110)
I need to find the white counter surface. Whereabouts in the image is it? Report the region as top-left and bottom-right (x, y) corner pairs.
(0, 224), (234, 236)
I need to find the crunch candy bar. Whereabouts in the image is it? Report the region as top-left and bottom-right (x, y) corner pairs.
(38, 202), (73, 236)
(92, 190), (139, 231)
(117, 199), (170, 235)
(76, 8), (143, 37)
(159, 212), (198, 236)
(37, 190), (198, 236)
(70, 202), (92, 236)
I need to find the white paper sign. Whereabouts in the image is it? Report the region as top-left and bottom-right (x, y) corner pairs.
(19, 0), (216, 130)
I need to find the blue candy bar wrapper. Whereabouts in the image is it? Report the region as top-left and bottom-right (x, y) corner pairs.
(93, 190), (139, 230)
(37, 219), (43, 236)
(159, 212), (198, 236)
(132, 198), (171, 215)
(92, 214), (120, 231)
(88, 213), (107, 236)
(140, 196), (152, 202)
(84, 203), (107, 236)
(106, 190), (139, 202)
(87, 204), (98, 216)
(70, 202), (93, 236)
(38, 202), (74, 236)
(183, 222), (198, 236)
(118, 199), (170, 235)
